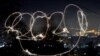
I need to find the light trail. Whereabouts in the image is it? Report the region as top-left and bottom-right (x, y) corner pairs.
(4, 4), (88, 56)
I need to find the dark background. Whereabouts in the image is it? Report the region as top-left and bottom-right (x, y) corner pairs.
(0, 0), (100, 32)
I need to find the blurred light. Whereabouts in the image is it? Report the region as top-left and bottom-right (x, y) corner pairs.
(0, 43), (5, 48)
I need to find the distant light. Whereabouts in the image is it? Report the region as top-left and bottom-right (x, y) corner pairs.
(64, 43), (67, 46)
(64, 43), (68, 48)
(37, 46), (40, 48)
(97, 43), (100, 47)
(84, 53), (86, 55)
(68, 37), (71, 39)
(0, 43), (5, 48)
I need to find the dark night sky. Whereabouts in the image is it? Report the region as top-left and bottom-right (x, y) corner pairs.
(0, 0), (100, 14)
(0, 0), (100, 32)
(19, 0), (100, 32)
